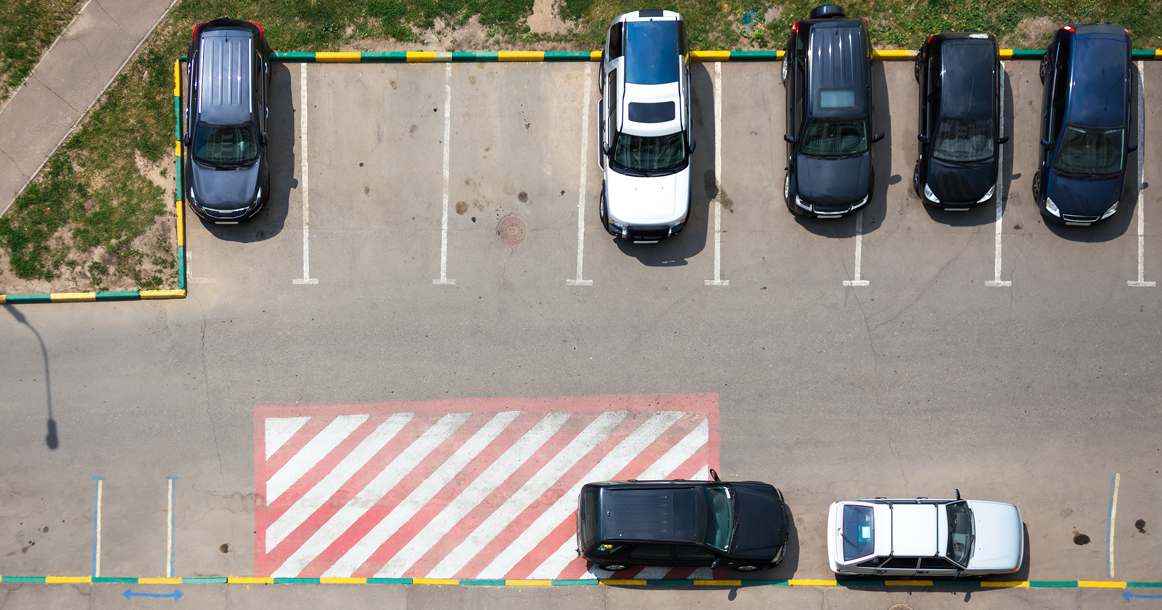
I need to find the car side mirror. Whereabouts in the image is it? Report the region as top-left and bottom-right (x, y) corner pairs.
(998, 136), (1010, 144)
(1128, 144), (1139, 153)
(260, 132), (268, 146)
(872, 132), (885, 143)
(917, 134), (928, 144)
(784, 134), (796, 144)
(183, 133), (190, 145)
(602, 143), (610, 155)
(688, 139), (696, 153)
(1041, 139), (1051, 148)
(709, 468), (720, 482)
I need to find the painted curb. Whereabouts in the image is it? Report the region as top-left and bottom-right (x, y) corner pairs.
(1, 575), (1160, 589)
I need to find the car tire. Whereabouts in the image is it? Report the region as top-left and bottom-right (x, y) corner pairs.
(731, 564), (761, 572)
(913, 55), (921, 83)
(1031, 171), (1040, 199)
(781, 53), (789, 84)
(783, 172), (794, 211)
(599, 564), (628, 572)
(913, 161), (922, 198)
(1039, 53), (1049, 83)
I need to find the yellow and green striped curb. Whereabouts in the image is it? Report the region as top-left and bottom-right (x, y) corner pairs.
(2, 575), (1161, 589)
(261, 49), (1162, 63)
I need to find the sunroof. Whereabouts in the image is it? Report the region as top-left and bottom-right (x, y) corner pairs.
(820, 89), (856, 108)
(625, 21), (680, 85)
(628, 101), (676, 123)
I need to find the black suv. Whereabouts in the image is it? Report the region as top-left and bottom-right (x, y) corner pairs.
(576, 473), (788, 572)
(914, 32), (1007, 210)
(782, 5), (883, 218)
(1033, 24), (1134, 225)
(183, 18), (271, 223)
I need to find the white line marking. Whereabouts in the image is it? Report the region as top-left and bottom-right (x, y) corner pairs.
(166, 477), (175, 577)
(987, 62), (1012, 287)
(706, 62), (728, 287)
(266, 415), (369, 504)
(1130, 61), (1154, 287)
(634, 418), (708, 480)
(842, 209), (870, 286)
(434, 62), (456, 285)
(1110, 472), (1120, 578)
(185, 251), (215, 284)
(266, 417), (311, 460)
(266, 413), (414, 553)
(273, 413), (470, 578)
(430, 411), (628, 579)
(378, 412), (571, 577)
(94, 478), (103, 577)
(486, 411), (683, 580)
(294, 65), (318, 285)
(330, 411), (520, 577)
(568, 64), (594, 287)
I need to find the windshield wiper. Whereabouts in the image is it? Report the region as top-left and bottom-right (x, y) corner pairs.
(838, 529), (862, 555)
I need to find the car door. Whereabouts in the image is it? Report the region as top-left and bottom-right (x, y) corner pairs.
(673, 543), (716, 567)
(917, 557), (960, 578)
(629, 544), (677, 566)
(874, 556), (919, 576)
(1046, 38), (1072, 172)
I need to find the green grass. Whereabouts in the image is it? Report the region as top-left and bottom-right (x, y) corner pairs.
(1, 0), (1160, 290)
(0, 0), (82, 104)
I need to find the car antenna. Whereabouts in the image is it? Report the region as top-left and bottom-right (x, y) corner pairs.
(955, 488), (961, 500)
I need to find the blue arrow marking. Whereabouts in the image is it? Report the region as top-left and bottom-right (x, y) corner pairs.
(1124, 591), (1162, 601)
(122, 589), (183, 600)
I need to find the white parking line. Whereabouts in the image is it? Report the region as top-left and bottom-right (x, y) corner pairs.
(294, 65), (318, 286)
(842, 210), (869, 286)
(705, 62), (728, 287)
(184, 251), (214, 284)
(1130, 61), (1155, 288)
(166, 476), (177, 577)
(567, 63), (593, 287)
(1109, 472), (1120, 577)
(987, 63), (1012, 288)
(434, 63), (456, 286)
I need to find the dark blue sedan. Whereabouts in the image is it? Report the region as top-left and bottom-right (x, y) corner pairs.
(1033, 24), (1136, 225)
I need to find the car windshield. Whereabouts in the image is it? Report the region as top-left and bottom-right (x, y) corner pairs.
(194, 122), (258, 165)
(800, 119), (868, 157)
(1053, 125), (1125, 178)
(703, 485), (733, 552)
(841, 505), (875, 561)
(932, 118), (994, 163)
(946, 501), (974, 567)
(611, 131), (687, 174)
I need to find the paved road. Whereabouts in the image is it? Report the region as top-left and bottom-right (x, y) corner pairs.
(0, 0), (176, 215)
(1, 58), (1160, 609)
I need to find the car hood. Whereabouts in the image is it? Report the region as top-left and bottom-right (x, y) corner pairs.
(928, 158), (995, 204)
(796, 153), (870, 207)
(1047, 172), (1122, 218)
(190, 158), (261, 209)
(605, 165), (690, 225)
(966, 501), (1023, 572)
(731, 484), (787, 557)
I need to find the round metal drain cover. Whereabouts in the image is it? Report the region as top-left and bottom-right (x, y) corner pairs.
(497, 215), (527, 246)
(888, 605), (913, 610)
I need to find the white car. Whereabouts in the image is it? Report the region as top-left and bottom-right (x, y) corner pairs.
(598, 9), (694, 243)
(826, 492), (1024, 577)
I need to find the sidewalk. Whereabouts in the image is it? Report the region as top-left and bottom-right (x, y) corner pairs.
(0, 0), (176, 217)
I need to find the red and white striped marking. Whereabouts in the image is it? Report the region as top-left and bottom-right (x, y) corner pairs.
(254, 394), (719, 580)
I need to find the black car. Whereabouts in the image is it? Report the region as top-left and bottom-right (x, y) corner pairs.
(576, 472), (788, 572)
(782, 5), (884, 218)
(1034, 24), (1135, 225)
(914, 32), (1008, 210)
(183, 18), (271, 224)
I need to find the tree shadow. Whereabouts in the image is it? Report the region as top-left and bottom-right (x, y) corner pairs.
(203, 61), (295, 243)
(5, 305), (57, 449)
(613, 61), (712, 266)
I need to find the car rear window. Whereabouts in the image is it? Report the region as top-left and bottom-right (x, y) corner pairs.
(842, 505), (874, 561)
(580, 487), (600, 550)
(625, 21), (680, 85)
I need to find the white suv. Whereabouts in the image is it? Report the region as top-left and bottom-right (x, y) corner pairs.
(826, 493), (1024, 577)
(598, 10), (694, 243)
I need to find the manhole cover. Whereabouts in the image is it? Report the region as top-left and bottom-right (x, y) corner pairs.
(497, 215), (527, 246)
(888, 605), (913, 610)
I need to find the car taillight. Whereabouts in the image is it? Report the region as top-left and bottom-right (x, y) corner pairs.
(792, 20), (799, 33)
(926, 35), (933, 44)
(1063, 26), (1074, 32)
(248, 20), (263, 39)
(192, 20), (206, 41)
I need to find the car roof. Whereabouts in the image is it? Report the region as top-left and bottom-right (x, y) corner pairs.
(890, 503), (939, 556)
(938, 38), (996, 119)
(196, 29), (254, 125)
(807, 21), (867, 119)
(1067, 29), (1129, 128)
(598, 484), (705, 544)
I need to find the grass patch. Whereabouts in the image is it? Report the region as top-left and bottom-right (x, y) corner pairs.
(0, 0), (83, 104)
(1, 0), (1159, 291)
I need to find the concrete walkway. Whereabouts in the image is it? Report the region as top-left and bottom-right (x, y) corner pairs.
(0, 0), (176, 217)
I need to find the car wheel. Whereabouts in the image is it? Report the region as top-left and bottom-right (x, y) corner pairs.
(913, 161), (921, 197)
(913, 56), (921, 83)
(1039, 53), (1049, 83)
(781, 53), (789, 84)
(1031, 171), (1040, 199)
(731, 564), (761, 572)
(783, 172), (793, 208)
(599, 564), (628, 572)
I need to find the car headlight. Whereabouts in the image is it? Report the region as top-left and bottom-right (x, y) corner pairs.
(977, 185), (995, 203)
(253, 185), (263, 206)
(671, 214), (687, 227)
(852, 193), (870, 209)
(795, 195), (812, 211)
(1101, 201), (1118, 219)
(1045, 196), (1061, 217)
(607, 214), (626, 229)
(923, 183), (940, 203)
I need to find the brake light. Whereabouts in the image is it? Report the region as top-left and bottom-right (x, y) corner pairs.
(792, 20), (799, 33)
(926, 35), (933, 44)
(1063, 26), (1074, 33)
(248, 20), (263, 39)
(192, 21), (206, 41)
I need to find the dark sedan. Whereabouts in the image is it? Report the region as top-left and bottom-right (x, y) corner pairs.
(1033, 24), (1135, 225)
(576, 472), (788, 572)
(914, 32), (1008, 210)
